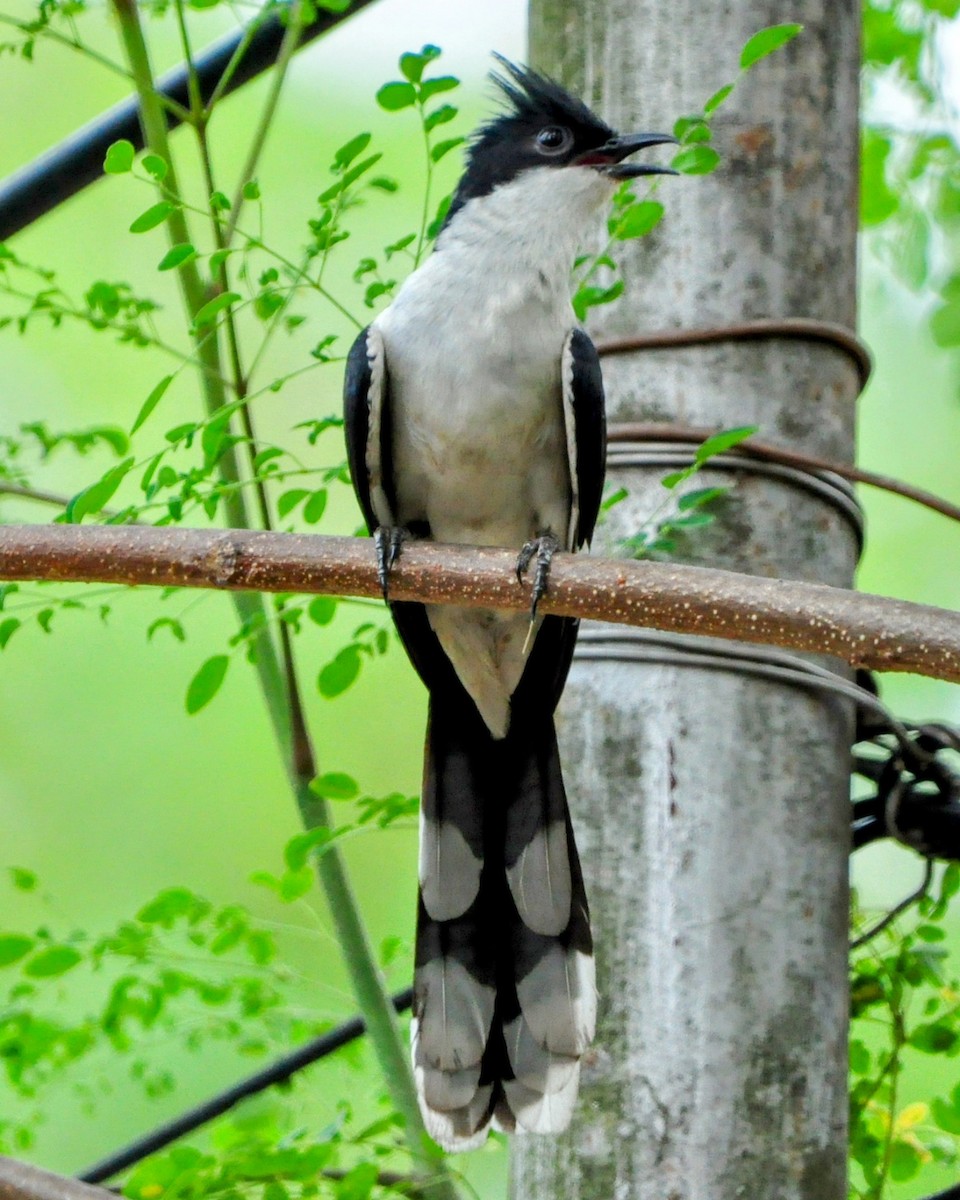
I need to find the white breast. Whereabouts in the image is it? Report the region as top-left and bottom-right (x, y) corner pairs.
(372, 165), (612, 735)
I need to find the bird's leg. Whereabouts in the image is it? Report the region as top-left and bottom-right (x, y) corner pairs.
(374, 525), (407, 601)
(516, 530), (561, 620)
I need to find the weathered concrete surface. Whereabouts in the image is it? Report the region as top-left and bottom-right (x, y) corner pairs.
(513, 2), (860, 1197)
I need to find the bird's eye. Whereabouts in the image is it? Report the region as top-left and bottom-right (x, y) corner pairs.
(536, 126), (571, 155)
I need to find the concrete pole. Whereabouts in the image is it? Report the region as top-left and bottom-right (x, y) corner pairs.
(513, 3), (860, 1199)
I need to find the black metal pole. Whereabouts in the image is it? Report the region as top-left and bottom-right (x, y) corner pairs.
(0, 0), (380, 241)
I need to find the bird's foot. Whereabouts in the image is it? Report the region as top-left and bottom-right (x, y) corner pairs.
(374, 525), (406, 601)
(516, 531), (561, 620)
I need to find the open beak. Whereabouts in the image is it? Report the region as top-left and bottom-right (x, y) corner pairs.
(578, 132), (679, 178)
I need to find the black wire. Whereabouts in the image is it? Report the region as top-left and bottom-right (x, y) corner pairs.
(76, 987), (413, 1184)
(0, 0), (380, 241)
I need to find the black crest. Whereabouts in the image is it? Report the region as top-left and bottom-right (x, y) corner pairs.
(441, 56), (616, 229)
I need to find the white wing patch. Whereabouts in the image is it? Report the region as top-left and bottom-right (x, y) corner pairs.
(560, 330), (580, 553)
(363, 326), (395, 529)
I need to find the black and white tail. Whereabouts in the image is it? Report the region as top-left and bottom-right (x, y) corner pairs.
(411, 700), (595, 1151)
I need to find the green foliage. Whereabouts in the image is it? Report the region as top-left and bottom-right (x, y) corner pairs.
(849, 865), (960, 1198)
(861, 0), (960, 336)
(618, 426), (757, 558)
(0, 870), (433, 1187)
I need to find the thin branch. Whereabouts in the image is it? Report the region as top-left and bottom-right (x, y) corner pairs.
(0, 482), (69, 508)
(849, 859), (934, 951)
(0, 525), (957, 683)
(224, 0), (305, 244)
(0, 1158), (113, 1200)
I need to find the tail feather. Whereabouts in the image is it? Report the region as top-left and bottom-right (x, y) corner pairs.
(413, 703), (595, 1151)
(419, 710), (486, 922)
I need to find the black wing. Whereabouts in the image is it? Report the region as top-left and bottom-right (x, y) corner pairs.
(343, 325), (396, 534)
(560, 328), (606, 550)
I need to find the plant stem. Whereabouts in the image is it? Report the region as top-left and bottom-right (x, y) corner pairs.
(224, 0), (305, 245)
(110, 0), (295, 780)
(109, 6), (457, 1188)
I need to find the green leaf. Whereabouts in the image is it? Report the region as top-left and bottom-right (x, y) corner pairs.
(147, 617), (186, 642)
(131, 375), (174, 435)
(424, 104), (457, 133)
(303, 489), (328, 524)
(210, 191), (231, 212)
(318, 645), (361, 698)
(922, 0), (960, 14)
(861, 131), (899, 227)
(930, 300), (960, 348)
(0, 931), (35, 970)
(311, 772), (359, 801)
(849, 1039), (871, 1074)
(614, 200), (664, 240)
(24, 945), (82, 978)
(209, 248), (233, 273)
(141, 153), (168, 181)
(572, 279), (624, 321)
(241, 179), (261, 201)
(672, 144), (721, 175)
(104, 140), (135, 174)
(278, 866), (314, 902)
(308, 596), (337, 626)
(334, 132), (372, 168)
(400, 51), (426, 83)
(932, 1096), (960, 1134)
(909, 1021), (958, 1054)
(0, 618), (20, 650)
(317, 153), (384, 203)
(888, 1141), (922, 1183)
(376, 81), (417, 111)
(335, 1162), (378, 1200)
(158, 243), (196, 272)
(675, 116), (712, 144)
(431, 136), (465, 164)
(678, 485), (728, 511)
(602, 486), (628, 511)
(138, 886), (205, 925)
(419, 76), (459, 103)
(129, 202), (175, 234)
(186, 655), (229, 714)
(278, 489), (309, 518)
(66, 457), (135, 523)
(0, 935), (33, 966)
(740, 23), (803, 70)
(695, 425), (758, 462)
(192, 292), (241, 330)
(9, 867), (37, 891)
(704, 83), (734, 115)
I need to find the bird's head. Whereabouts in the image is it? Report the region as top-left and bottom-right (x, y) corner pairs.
(443, 55), (677, 229)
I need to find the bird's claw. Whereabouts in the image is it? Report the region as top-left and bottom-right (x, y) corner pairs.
(374, 526), (406, 601)
(516, 532), (560, 620)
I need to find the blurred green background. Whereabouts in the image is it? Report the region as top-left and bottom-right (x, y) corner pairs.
(0, 1), (958, 1196)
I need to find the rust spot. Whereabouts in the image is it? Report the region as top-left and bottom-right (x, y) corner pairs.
(735, 126), (774, 160)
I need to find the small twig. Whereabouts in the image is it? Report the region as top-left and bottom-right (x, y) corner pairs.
(224, 0), (305, 243)
(849, 858), (934, 950)
(0, 482), (69, 508)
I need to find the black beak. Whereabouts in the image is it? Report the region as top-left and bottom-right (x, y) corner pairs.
(588, 132), (679, 179)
